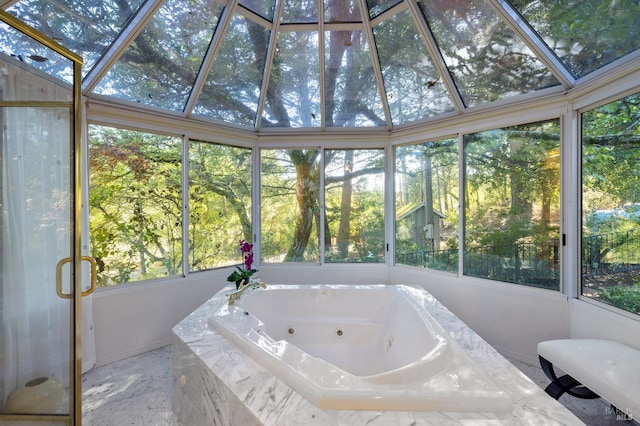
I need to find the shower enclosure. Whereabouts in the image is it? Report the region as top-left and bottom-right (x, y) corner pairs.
(1, 10), (90, 425)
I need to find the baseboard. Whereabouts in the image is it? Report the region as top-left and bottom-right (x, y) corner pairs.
(495, 345), (539, 367)
(92, 337), (174, 369)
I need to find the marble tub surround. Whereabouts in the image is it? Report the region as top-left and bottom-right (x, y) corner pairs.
(172, 284), (585, 425)
(208, 285), (511, 413)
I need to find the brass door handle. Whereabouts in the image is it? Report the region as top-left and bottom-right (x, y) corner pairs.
(56, 256), (97, 299)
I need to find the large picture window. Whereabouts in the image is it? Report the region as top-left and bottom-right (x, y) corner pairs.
(89, 125), (182, 286)
(395, 139), (459, 272)
(463, 121), (560, 289)
(324, 149), (385, 263)
(582, 92), (640, 315)
(188, 141), (252, 272)
(261, 149), (321, 263)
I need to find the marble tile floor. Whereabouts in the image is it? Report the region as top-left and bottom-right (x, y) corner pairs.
(82, 345), (180, 426)
(81, 345), (633, 426)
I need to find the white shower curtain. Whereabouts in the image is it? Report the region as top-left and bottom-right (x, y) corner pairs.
(1, 60), (95, 409)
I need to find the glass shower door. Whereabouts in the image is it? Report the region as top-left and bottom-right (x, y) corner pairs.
(1, 105), (74, 424)
(1, 11), (85, 425)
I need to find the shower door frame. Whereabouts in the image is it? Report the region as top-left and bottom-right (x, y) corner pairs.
(0, 10), (85, 425)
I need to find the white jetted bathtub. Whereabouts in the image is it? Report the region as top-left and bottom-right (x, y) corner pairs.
(208, 284), (512, 412)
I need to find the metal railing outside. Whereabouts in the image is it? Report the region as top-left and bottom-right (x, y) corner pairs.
(397, 241), (560, 289)
(582, 229), (640, 276)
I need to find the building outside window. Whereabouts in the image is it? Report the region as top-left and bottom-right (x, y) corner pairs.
(395, 139), (459, 272)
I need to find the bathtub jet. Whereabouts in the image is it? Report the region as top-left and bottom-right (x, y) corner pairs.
(208, 284), (512, 413)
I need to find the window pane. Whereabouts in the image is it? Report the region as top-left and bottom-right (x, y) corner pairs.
(189, 142), (252, 272)
(89, 126), (182, 286)
(262, 31), (320, 128)
(366, 0), (402, 19)
(0, 21), (75, 88)
(464, 121), (560, 289)
(93, 0), (225, 110)
(6, 0), (145, 77)
(240, 0), (276, 22)
(193, 13), (268, 127)
(325, 0), (361, 23)
(372, 10), (456, 126)
(281, 0), (317, 23)
(325, 149), (385, 263)
(582, 93), (640, 315)
(395, 139), (458, 272)
(261, 149), (320, 262)
(418, 0), (560, 107)
(324, 30), (385, 127)
(510, 0), (640, 78)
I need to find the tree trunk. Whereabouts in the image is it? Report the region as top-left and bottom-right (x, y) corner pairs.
(285, 150), (319, 261)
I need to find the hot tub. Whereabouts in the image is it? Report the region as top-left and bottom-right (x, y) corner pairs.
(208, 284), (512, 412)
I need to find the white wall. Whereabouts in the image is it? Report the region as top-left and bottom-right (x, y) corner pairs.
(257, 263), (391, 285)
(91, 264), (391, 366)
(91, 262), (575, 367)
(92, 262), (640, 369)
(391, 267), (571, 365)
(92, 264), (640, 368)
(570, 299), (640, 350)
(91, 269), (229, 366)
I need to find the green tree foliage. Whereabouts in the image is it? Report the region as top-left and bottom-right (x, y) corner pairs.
(510, 0), (640, 77)
(464, 121), (560, 287)
(599, 284), (640, 315)
(260, 149), (321, 263)
(188, 142), (252, 271)
(89, 126), (182, 286)
(581, 92), (640, 315)
(395, 139), (459, 271)
(583, 94), (640, 210)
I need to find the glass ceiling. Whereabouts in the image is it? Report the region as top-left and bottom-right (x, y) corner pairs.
(2, 0), (639, 131)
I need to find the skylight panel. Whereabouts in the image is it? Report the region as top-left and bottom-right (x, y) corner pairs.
(240, 0), (276, 22)
(324, 0), (361, 23)
(324, 30), (385, 127)
(418, 0), (560, 107)
(92, 0), (224, 111)
(280, 0), (318, 23)
(0, 21), (74, 96)
(192, 14), (268, 127)
(510, 0), (640, 78)
(372, 10), (455, 126)
(261, 30), (321, 128)
(366, 0), (403, 19)
(6, 0), (145, 77)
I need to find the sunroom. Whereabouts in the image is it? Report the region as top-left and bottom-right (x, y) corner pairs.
(1, 0), (640, 424)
